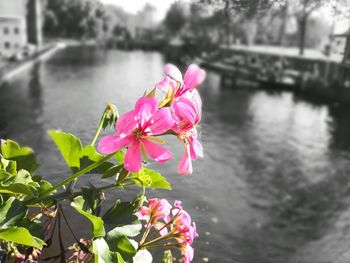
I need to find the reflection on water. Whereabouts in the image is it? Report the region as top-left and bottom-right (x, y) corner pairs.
(1, 47), (350, 262)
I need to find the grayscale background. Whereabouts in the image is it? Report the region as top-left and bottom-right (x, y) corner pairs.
(1, 0), (350, 262)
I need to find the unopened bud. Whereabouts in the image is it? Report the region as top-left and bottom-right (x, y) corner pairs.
(101, 103), (119, 130)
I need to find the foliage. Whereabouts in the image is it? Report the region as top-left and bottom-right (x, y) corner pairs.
(0, 63), (206, 262)
(164, 1), (188, 34)
(43, 0), (111, 40)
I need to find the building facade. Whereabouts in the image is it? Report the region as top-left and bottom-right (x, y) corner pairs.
(0, 0), (42, 58)
(0, 16), (27, 57)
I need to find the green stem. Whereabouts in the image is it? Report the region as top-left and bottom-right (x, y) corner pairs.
(147, 210), (180, 240)
(90, 118), (104, 146)
(142, 243), (179, 250)
(132, 177), (146, 196)
(139, 232), (175, 249)
(28, 181), (123, 206)
(26, 152), (116, 205)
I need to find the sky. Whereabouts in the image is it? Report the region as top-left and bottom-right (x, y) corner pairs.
(100, 0), (184, 21)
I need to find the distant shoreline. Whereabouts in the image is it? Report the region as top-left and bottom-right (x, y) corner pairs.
(0, 42), (66, 84)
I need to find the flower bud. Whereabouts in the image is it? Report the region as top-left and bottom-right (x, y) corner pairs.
(101, 103), (119, 130)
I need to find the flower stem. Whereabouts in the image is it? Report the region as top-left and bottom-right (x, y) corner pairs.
(26, 152), (116, 205)
(142, 243), (179, 250)
(139, 232), (175, 249)
(90, 118), (104, 146)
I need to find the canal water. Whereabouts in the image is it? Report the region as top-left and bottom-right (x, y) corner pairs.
(1, 46), (350, 262)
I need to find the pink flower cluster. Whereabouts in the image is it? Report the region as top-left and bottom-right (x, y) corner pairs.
(98, 64), (206, 175)
(14, 249), (41, 263)
(136, 198), (198, 263)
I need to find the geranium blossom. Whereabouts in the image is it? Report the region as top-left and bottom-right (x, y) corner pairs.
(136, 198), (172, 236)
(173, 90), (204, 175)
(137, 199), (198, 263)
(161, 64), (206, 98)
(98, 97), (175, 172)
(155, 64), (205, 175)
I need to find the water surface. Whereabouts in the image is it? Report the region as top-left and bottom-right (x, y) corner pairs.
(1, 47), (350, 262)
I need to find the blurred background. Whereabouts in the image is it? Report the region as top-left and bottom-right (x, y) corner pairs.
(1, 0), (350, 262)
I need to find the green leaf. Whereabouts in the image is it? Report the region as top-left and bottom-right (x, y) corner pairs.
(106, 224), (139, 257)
(117, 167), (129, 183)
(81, 187), (102, 216)
(115, 150), (125, 164)
(101, 164), (123, 179)
(71, 196), (105, 238)
(0, 156), (17, 175)
(0, 227), (45, 249)
(12, 170), (33, 185)
(1, 140), (39, 173)
(106, 226), (137, 260)
(103, 199), (137, 226)
(92, 238), (125, 263)
(106, 219), (141, 238)
(132, 168), (171, 190)
(48, 130), (83, 169)
(80, 146), (114, 174)
(0, 183), (35, 197)
(0, 169), (13, 182)
(17, 218), (45, 240)
(116, 253), (126, 263)
(0, 197), (27, 228)
(32, 176), (56, 198)
(109, 235), (136, 255)
(0, 170), (39, 198)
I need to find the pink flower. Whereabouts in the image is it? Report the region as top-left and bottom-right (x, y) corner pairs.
(172, 203), (198, 246)
(172, 91), (202, 134)
(136, 198), (172, 236)
(137, 199), (198, 263)
(163, 64), (206, 98)
(182, 244), (194, 263)
(177, 127), (204, 175)
(156, 64), (205, 175)
(14, 249), (41, 263)
(68, 239), (92, 262)
(98, 97), (175, 172)
(155, 76), (174, 92)
(136, 198), (172, 222)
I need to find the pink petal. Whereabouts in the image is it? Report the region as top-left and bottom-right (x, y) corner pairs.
(159, 227), (168, 236)
(135, 97), (158, 124)
(124, 141), (142, 172)
(145, 108), (175, 135)
(183, 64), (206, 92)
(158, 199), (172, 215)
(189, 89), (202, 116)
(142, 139), (172, 164)
(154, 222), (168, 236)
(174, 200), (182, 209)
(190, 135), (203, 160)
(173, 97), (200, 130)
(97, 135), (133, 154)
(178, 210), (192, 227)
(155, 76), (171, 92)
(178, 150), (193, 175)
(116, 109), (138, 137)
(184, 244), (194, 263)
(187, 223), (198, 245)
(135, 207), (150, 221)
(164, 64), (183, 83)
